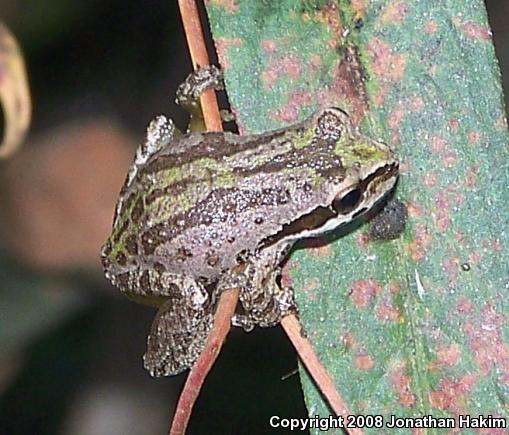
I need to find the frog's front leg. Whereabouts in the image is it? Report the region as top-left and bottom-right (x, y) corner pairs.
(122, 115), (178, 193)
(140, 270), (215, 377)
(175, 65), (235, 129)
(175, 64), (223, 111)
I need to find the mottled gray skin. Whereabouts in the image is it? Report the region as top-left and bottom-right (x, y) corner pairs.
(101, 79), (398, 376)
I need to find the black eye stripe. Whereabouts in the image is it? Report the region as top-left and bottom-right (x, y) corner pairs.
(258, 206), (336, 249)
(360, 163), (399, 191)
(258, 163), (398, 249)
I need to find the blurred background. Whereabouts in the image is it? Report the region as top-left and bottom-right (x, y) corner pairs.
(0, 1), (507, 434)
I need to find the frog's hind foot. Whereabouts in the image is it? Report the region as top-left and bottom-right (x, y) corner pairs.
(143, 295), (214, 376)
(142, 272), (215, 376)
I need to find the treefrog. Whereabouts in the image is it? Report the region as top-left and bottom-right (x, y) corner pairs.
(101, 67), (399, 377)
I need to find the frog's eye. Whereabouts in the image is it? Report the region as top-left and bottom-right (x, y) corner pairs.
(332, 187), (363, 214)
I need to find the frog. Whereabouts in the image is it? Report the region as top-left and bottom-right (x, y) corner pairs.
(101, 66), (399, 377)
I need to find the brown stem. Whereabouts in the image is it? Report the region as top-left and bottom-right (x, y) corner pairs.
(170, 3), (235, 435)
(177, 0), (222, 132)
(281, 314), (364, 435)
(169, 288), (240, 435)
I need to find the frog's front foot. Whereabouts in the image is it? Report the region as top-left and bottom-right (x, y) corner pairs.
(218, 261), (297, 332)
(175, 65), (224, 109)
(232, 281), (297, 331)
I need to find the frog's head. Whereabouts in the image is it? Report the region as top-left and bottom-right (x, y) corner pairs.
(281, 107), (399, 240)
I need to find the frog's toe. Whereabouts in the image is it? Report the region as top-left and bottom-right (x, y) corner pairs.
(175, 64), (224, 107)
(275, 286), (297, 317)
(143, 296), (213, 377)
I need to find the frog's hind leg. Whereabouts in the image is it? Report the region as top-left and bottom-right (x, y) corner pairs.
(143, 292), (214, 377)
(138, 270), (215, 377)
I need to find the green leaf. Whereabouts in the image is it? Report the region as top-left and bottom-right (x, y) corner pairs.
(207, 1), (509, 433)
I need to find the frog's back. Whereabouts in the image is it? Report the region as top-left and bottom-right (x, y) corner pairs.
(104, 117), (344, 284)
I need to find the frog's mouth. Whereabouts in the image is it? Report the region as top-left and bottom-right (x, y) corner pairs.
(259, 162), (398, 248)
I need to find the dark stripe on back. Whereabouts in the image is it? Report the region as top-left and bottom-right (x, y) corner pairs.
(139, 128), (301, 176)
(233, 139), (342, 178)
(145, 177), (204, 206)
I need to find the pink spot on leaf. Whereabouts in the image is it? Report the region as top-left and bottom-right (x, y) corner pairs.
(272, 91), (312, 123)
(442, 255), (460, 284)
(468, 250), (482, 266)
(260, 40), (277, 54)
(463, 304), (509, 379)
(433, 344), (461, 368)
(424, 20), (438, 34)
(349, 279), (382, 309)
(429, 374), (477, 413)
(388, 106), (405, 130)
(464, 165), (479, 188)
(441, 148), (457, 168)
(380, 1), (409, 24)
(460, 21), (492, 41)
(309, 54), (322, 71)
(376, 295), (402, 322)
(367, 38), (407, 82)
(430, 136), (448, 153)
(388, 282), (402, 294)
(307, 244), (332, 257)
(351, 0), (366, 17)
(406, 199), (425, 218)
(429, 136), (457, 167)
(340, 331), (356, 349)
(456, 297), (473, 314)
(391, 362), (416, 407)
(467, 131), (481, 144)
(408, 223), (432, 262)
(486, 238), (502, 252)
(214, 37), (243, 69)
(356, 231), (370, 249)
(322, 2), (342, 40)
(448, 119), (460, 131)
(409, 96), (424, 111)
(372, 84), (389, 107)
(262, 54), (302, 89)
(423, 172), (437, 187)
(355, 353), (375, 371)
